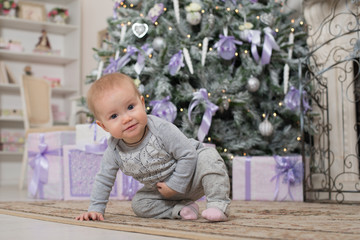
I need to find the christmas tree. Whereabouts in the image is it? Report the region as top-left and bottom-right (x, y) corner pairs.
(85, 0), (310, 168)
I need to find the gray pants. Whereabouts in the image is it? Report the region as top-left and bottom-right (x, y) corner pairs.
(131, 147), (231, 219)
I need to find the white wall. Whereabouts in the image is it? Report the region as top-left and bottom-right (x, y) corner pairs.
(80, 0), (114, 95)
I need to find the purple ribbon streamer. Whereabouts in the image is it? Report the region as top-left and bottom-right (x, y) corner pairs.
(214, 35), (243, 60)
(243, 30), (261, 62)
(115, 45), (138, 70)
(150, 96), (177, 123)
(103, 45), (152, 75)
(134, 44), (153, 75)
(28, 134), (62, 198)
(270, 155), (303, 201)
(84, 122), (108, 153)
(168, 50), (184, 76)
(261, 27), (280, 65)
(284, 86), (311, 113)
(122, 174), (141, 200)
(88, 121), (97, 142)
(103, 57), (120, 74)
(84, 137), (108, 154)
(188, 89), (219, 142)
(245, 157), (252, 201)
(147, 3), (164, 23)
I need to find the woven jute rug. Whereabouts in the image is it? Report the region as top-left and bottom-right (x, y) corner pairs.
(0, 200), (359, 239)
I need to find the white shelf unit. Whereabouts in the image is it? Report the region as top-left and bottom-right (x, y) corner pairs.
(0, 0), (81, 162)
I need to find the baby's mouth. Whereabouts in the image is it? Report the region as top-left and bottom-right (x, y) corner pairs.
(125, 123), (137, 131)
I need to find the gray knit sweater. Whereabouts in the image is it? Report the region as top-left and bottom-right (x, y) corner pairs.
(88, 115), (202, 214)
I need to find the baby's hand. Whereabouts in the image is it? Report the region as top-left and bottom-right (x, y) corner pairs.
(156, 182), (178, 198)
(75, 211), (104, 221)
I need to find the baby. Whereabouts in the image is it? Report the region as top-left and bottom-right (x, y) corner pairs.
(76, 72), (230, 222)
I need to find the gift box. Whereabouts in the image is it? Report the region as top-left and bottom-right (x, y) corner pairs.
(63, 145), (143, 200)
(75, 123), (110, 146)
(27, 131), (75, 200)
(232, 155), (304, 201)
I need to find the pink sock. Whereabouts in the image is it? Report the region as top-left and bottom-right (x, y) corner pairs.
(180, 202), (199, 220)
(201, 207), (228, 222)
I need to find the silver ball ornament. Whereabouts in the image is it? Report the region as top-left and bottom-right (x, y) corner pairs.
(247, 76), (260, 93)
(152, 37), (166, 52)
(259, 117), (273, 137)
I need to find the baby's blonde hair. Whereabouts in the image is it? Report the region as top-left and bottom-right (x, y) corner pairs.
(87, 73), (141, 119)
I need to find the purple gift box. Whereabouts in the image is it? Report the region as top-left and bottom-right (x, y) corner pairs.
(63, 145), (143, 201)
(27, 131), (75, 200)
(232, 155), (304, 201)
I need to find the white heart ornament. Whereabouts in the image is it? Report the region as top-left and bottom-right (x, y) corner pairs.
(132, 23), (149, 38)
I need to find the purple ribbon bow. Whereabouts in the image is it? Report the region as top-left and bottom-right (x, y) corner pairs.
(284, 86), (311, 113)
(214, 35), (243, 60)
(28, 134), (62, 198)
(147, 3), (164, 23)
(270, 155), (303, 201)
(150, 96), (177, 123)
(243, 30), (261, 62)
(168, 50), (184, 76)
(103, 45), (152, 76)
(188, 89), (219, 142)
(261, 27), (280, 65)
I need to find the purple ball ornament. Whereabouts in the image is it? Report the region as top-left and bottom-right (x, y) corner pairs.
(214, 35), (243, 60)
(149, 96), (177, 123)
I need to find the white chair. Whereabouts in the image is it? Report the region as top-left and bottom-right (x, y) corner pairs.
(18, 75), (75, 189)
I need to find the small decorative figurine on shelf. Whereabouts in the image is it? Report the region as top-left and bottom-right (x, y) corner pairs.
(34, 29), (51, 52)
(48, 7), (69, 24)
(0, 0), (17, 18)
(24, 65), (32, 76)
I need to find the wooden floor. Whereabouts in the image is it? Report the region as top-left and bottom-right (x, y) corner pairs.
(1, 186), (360, 240)
(0, 185), (179, 240)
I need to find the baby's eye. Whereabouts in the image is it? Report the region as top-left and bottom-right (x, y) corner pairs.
(110, 114), (118, 119)
(128, 104), (134, 110)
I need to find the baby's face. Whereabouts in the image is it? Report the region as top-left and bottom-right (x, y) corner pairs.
(95, 82), (147, 143)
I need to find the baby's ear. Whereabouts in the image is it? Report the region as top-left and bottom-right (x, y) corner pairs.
(140, 95), (145, 105)
(96, 120), (108, 132)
